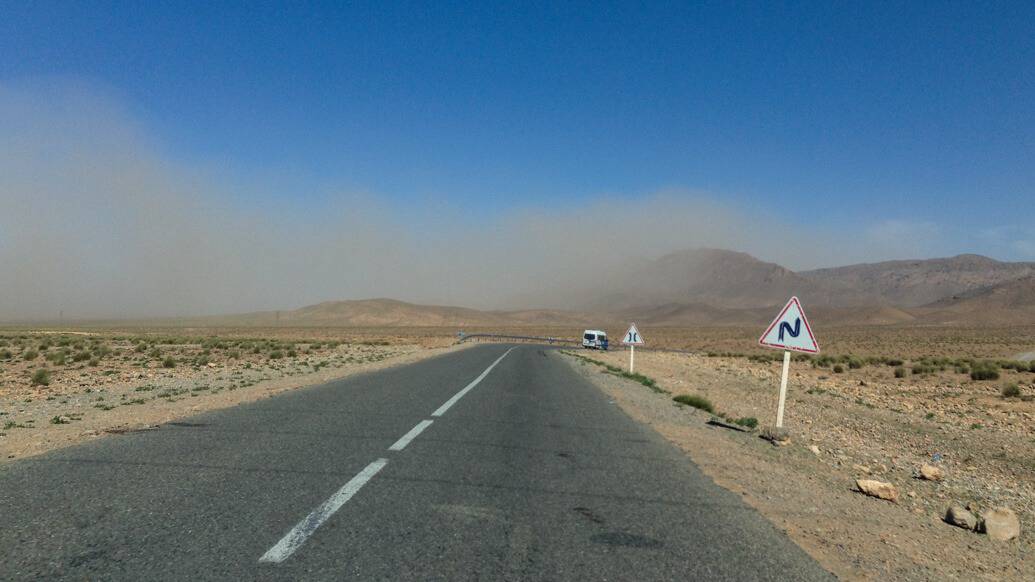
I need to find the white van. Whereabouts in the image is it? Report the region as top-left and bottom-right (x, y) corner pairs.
(582, 330), (608, 350)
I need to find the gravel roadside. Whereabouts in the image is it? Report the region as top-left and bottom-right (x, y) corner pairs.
(561, 349), (1034, 581)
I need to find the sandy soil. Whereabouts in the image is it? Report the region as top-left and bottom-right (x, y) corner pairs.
(562, 348), (1034, 581)
(0, 331), (462, 463)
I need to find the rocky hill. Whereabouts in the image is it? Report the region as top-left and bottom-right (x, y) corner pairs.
(800, 254), (1035, 307)
(917, 276), (1035, 325)
(204, 250), (1035, 327)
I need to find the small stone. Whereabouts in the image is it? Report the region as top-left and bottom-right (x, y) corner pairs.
(945, 504), (978, 530)
(808, 445), (821, 456)
(760, 427), (791, 446)
(979, 507), (1020, 541)
(918, 464), (944, 481)
(856, 479), (899, 502)
(852, 464), (871, 474)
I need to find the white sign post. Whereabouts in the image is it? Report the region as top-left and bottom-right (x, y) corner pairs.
(622, 323), (645, 373)
(758, 297), (819, 428)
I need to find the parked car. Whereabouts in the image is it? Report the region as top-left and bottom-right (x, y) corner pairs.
(582, 330), (608, 350)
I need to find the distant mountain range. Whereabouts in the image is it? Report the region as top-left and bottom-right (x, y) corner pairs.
(587, 249), (1035, 311)
(207, 249), (1035, 327)
(800, 253), (1035, 308)
(204, 299), (600, 328)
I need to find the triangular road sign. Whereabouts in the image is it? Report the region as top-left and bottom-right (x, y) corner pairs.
(758, 297), (819, 353)
(622, 323), (645, 345)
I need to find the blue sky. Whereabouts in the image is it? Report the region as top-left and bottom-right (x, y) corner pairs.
(4, 2), (1034, 230)
(3, 2), (1032, 224)
(2, 2), (1035, 315)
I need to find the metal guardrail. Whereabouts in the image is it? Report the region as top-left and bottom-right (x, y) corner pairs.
(455, 333), (696, 355)
(455, 333), (580, 346)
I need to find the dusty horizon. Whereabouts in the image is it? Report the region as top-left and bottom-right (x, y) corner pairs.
(2, 82), (1030, 320)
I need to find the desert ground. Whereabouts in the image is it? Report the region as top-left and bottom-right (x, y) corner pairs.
(0, 327), (461, 463)
(3, 323), (1033, 579)
(558, 331), (1035, 580)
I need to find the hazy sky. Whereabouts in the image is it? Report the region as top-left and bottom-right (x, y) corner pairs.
(1, 3), (1034, 318)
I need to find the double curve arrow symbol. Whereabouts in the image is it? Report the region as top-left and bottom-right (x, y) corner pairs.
(778, 318), (801, 341)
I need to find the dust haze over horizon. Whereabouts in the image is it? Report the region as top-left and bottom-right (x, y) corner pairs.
(0, 82), (1024, 321)
(3, 4), (1034, 321)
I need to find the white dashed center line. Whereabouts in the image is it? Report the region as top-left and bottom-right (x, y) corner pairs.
(261, 347), (515, 563)
(260, 458), (389, 564)
(388, 419), (433, 451)
(431, 347), (514, 417)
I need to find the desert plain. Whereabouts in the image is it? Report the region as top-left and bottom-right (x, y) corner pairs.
(1, 321), (1033, 580)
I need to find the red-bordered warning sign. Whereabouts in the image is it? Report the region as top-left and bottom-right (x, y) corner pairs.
(758, 296), (819, 353)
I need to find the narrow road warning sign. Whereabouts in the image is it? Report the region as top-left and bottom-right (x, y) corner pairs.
(622, 323), (644, 373)
(622, 323), (644, 346)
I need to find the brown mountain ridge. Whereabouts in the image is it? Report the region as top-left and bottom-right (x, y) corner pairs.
(205, 249), (1035, 327)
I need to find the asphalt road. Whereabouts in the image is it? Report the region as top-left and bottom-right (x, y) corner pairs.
(0, 345), (832, 581)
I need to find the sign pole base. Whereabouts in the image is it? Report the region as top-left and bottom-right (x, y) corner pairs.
(776, 350), (790, 428)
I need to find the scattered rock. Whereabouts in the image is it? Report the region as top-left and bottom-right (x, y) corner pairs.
(979, 507), (1020, 541)
(918, 464), (944, 481)
(808, 445), (821, 456)
(944, 504), (978, 530)
(852, 464), (872, 474)
(856, 479), (899, 502)
(760, 427), (791, 446)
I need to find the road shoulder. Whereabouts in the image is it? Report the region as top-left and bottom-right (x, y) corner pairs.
(560, 350), (1033, 581)
(0, 343), (472, 465)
